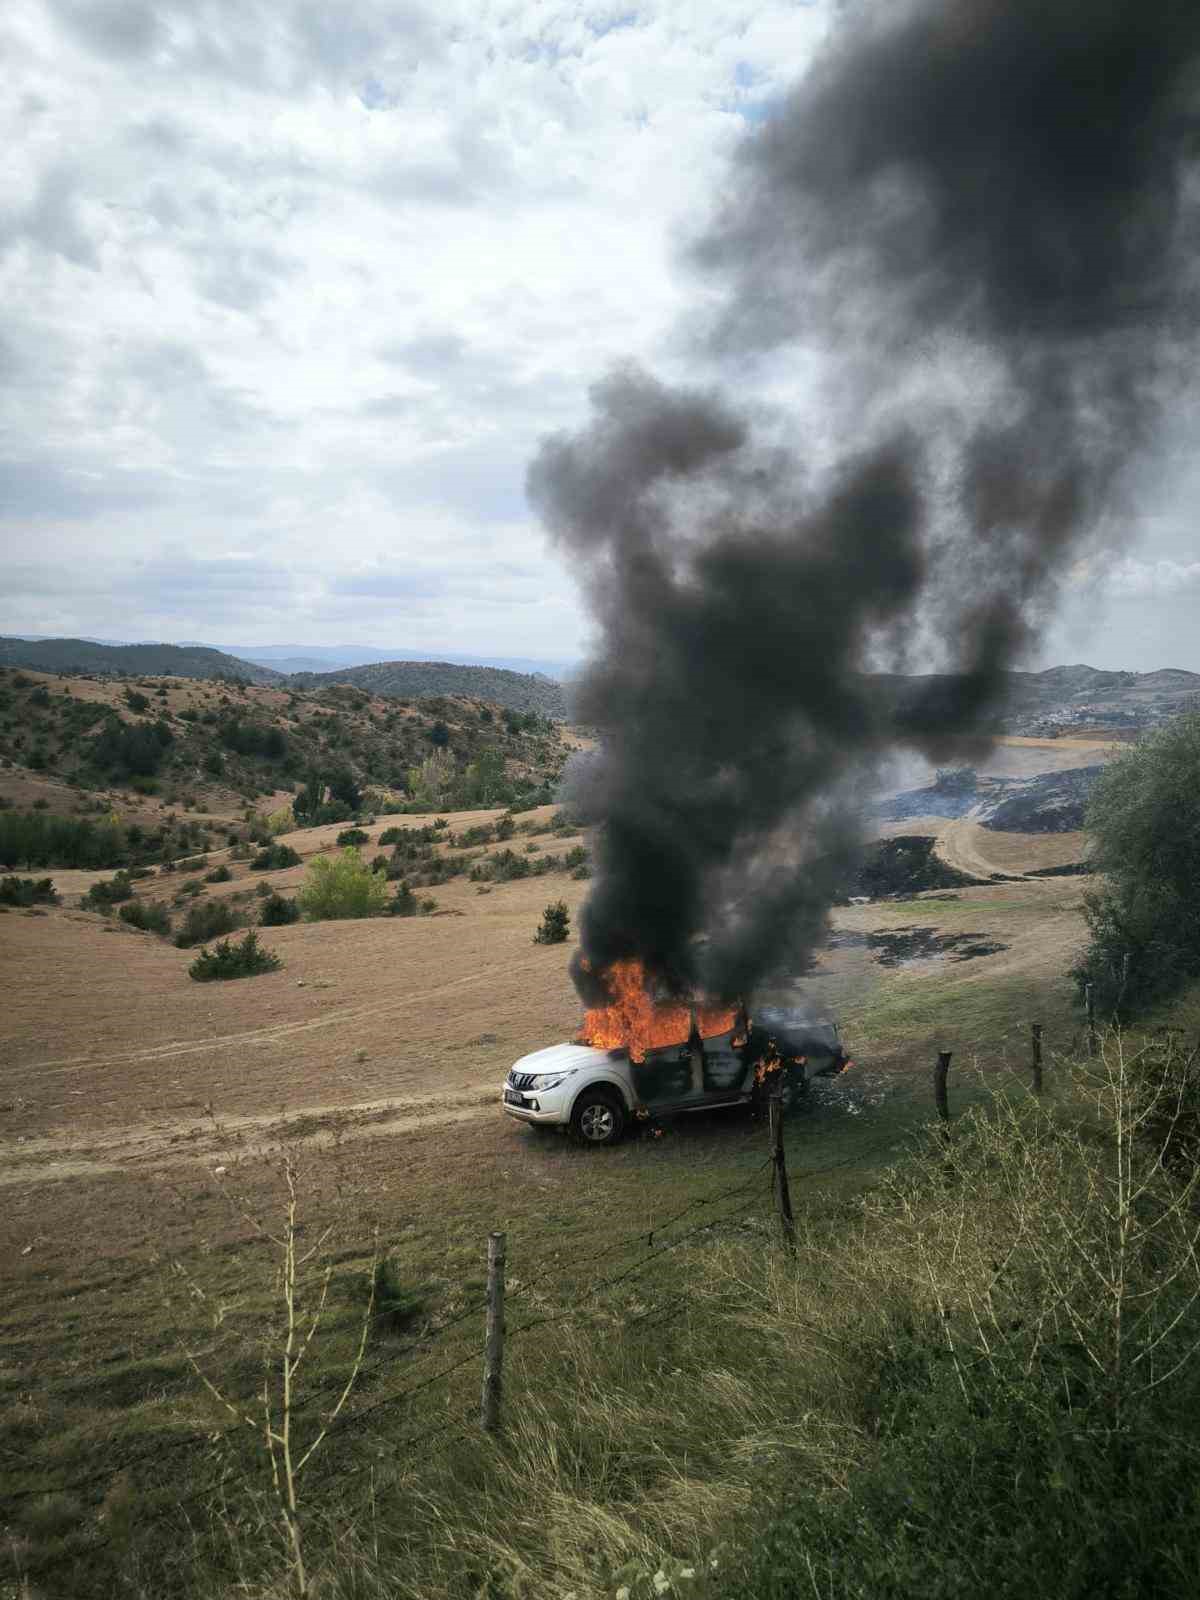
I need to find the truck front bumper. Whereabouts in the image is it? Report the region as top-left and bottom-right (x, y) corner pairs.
(501, 1086), (571, 1127)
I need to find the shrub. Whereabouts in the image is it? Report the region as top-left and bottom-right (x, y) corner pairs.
(0, 811), (125, 870)
(298, 848), (389, 921)
(336, 828), (369, 847)
(251, 843), (302, 871)
(370, 1257), (428, 1338)
(124, 689), (150, 713)
(259, 892), (300, 927)
(533, 900), (570, 944)
(189, 931), (282, 982)
(204, 864), (232, 884)
(0, 875), (58, 907)
(89, 715), (173, 777)
(379, 826), (405, 846)
(266, 807), (293, 834)
(389, 880), (418, 917)
(174, 899), (241, 948)
(82, 871), (134, 909)
(563, 845), (588, 870)
(1073, 712), (1200, 1016)
(118, 900), (172, 936)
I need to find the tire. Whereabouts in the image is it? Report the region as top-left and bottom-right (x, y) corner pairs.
(570, 1089), (626, 1148)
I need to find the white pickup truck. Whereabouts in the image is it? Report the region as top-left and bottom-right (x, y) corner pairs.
(501, 1008), (850, 1145)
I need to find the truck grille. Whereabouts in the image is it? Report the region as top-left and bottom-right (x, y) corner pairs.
(509, 1071), (538, 1091)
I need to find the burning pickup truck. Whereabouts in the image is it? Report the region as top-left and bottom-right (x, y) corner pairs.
(501, 959), (852, 1145)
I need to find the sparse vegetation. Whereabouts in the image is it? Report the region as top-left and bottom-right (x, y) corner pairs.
(204, 864), (232, 884)
(187, 930), (282, 981)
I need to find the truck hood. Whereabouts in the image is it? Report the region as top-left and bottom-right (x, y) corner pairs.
(509, 1042), (612, 1077)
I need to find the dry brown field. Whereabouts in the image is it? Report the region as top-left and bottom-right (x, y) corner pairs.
(0, 745), (1107, 1597)
(2, 776), (1093, 1267)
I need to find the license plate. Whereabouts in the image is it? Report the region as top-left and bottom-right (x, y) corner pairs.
(503, 1089), (525, 1106)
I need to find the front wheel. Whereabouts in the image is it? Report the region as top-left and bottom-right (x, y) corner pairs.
(570, 1090), (626, 1147)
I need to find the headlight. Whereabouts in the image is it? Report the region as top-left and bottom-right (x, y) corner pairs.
(530, 1071), (571, 1091)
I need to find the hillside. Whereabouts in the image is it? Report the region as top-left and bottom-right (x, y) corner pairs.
(0, 636), (281, 685)
(0, 668), (576, 844)
(874, 663), (1200, 738)
(289, 658), (571, 719)
(1001, 663), (1200, 733)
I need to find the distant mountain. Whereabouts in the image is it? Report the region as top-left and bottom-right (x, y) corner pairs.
(289, 659), (571, 719)
(874, 663), (1200, 736)
(0, 637), (282, 685)
(1001, 664), (1200, 732)
(216, 644), (578, 680)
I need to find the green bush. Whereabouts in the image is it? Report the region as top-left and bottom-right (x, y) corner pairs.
(1074, 713), (1200, 1017)
(389, 880), (418, 917)
(336, 827), (370, 847)
(533, 900), (570, 944)
(259, 892), (300, 927)
(204, 864), (232, 883)
(189, 931), (282, 982)
(0, 811), (126, 870)
(251, 843), (302, 871)
(174, 899), (242, 948)
(118, 899), (172, 936)
(0, 875), (58, 907)
(298, 847), (389, 921)
(82, 871), (134, 909)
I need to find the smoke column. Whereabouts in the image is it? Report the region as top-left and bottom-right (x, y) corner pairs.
(527, 0), (1200, 1005)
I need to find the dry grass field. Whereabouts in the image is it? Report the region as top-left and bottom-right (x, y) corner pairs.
(0, 748), (1110, 1597)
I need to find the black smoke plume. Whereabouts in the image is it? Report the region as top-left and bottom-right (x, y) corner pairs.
(528, 0), (1200, 1006)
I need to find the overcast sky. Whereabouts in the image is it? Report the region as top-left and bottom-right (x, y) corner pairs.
(2, 0), (1197, 672)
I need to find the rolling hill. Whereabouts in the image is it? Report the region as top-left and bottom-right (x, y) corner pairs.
(288, 659), (571, 719)
(0, 637), (281, 684)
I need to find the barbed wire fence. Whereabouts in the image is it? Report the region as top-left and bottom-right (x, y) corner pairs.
(1, 1085), (925, 1590)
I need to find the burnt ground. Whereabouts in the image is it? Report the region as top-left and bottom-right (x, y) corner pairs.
(843, 835), (993, 899)
(827, 924), (1009, 968)
(980, 765), (1105, 834)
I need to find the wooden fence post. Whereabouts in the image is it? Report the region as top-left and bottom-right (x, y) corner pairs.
(1031, 1022), (1043, 1095)
(768, 1094), (797, 1253)
(481, 1231), (506, 1433)
(1085, 983), (1097, 1058)
(934, 1051), (952, 1127)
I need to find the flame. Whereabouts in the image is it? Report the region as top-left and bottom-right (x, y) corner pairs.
(576, 958), (738, 1064)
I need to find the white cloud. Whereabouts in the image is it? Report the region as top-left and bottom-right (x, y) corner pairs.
(1103, 556), (1200, 599)
(0, 0), (834, 656)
